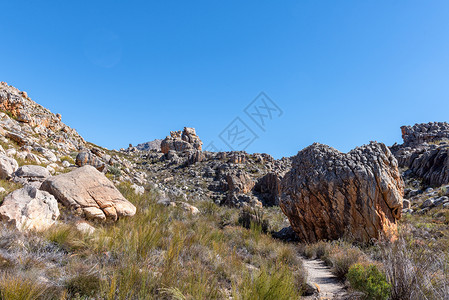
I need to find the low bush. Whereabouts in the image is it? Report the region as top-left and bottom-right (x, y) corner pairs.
(347, 263), (391, 300)
(328, 244), (363, 280)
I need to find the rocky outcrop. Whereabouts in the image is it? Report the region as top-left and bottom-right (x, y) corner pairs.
(40, 165), (136, 221)
(161, 127), (202, 154)
(391, 122), (449, 187)
(136, 139), (162, 151)
(401, 122), (449, 146)
(0, 185), (59, 231)
(407, 146), (449, 187)
(0, 82), (85, 151)
(280, 142), (404, 243)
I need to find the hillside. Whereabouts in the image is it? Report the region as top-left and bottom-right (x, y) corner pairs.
(0, 83), (448, 299)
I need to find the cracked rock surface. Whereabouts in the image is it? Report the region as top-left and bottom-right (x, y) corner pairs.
(40, 165), (136, 221)
(280, 142), (403, 243)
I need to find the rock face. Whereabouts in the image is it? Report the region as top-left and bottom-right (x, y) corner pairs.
(0, 155), (18, 179)
(0, 185), (59, 231)
(280, 142), (404, 243)
(40, 165), (136, 221)
(160, 127), (203, 154)
(401, 122), (449, 146)
(391, 122), (449, 187)
(136, 139), (162, 151)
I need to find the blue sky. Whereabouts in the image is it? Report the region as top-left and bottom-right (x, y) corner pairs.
(1, 1), (449, 158)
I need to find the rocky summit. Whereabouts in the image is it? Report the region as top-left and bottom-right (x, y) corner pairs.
(279, 142), (404, 243)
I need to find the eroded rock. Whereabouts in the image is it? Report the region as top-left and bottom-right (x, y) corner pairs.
(280, 142), (404, 243)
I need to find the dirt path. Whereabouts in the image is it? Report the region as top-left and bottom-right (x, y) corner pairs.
(302, 258), (347, 300)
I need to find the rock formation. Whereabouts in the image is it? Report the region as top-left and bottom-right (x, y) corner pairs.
(0, 185), (59, 231)
(391, 122), (449, 187)
(160, 127), (203, 154)
(280, 142), (404, 243)
(136, 139), (162, 151)
(400, 122), (449, 146)
(40, 165), (136, 221)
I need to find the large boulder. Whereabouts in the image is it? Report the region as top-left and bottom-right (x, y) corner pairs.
(160, 127), (202, 154)
(280, 142), (404, 243)
(40, 165), (136, 221)
(0, 185), (59, 231)
(0, 155), (18, 179)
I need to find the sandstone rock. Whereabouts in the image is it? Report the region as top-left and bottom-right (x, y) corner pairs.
(76, 151), (106, 172)
(40, 165), (136, 221)
(254, 172), (282, 206)
(226, 170), (255, 195)
(0, 185), (59, 231)
(401, 122), (449, 146)
(0, 155), (18, 179)
(160, 127), (202, 154)
(280, 142), (404, 243)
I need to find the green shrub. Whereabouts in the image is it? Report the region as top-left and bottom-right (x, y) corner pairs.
(347, 263), (391, 300)
(108, 165), (122, 177)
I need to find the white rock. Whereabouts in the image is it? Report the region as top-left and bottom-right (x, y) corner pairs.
(131, 184), (144, 195)
(0, 185), (59, 231)
(0, 155), (18, 179)
(5, 148), (16, 157)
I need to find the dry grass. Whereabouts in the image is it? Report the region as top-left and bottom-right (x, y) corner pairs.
(0, 182), (307, 299)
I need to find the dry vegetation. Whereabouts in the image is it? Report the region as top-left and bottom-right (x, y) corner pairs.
(0, 183), (307, 299)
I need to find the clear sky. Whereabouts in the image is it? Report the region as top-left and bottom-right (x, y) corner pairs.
(1, 1), (449, 158)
